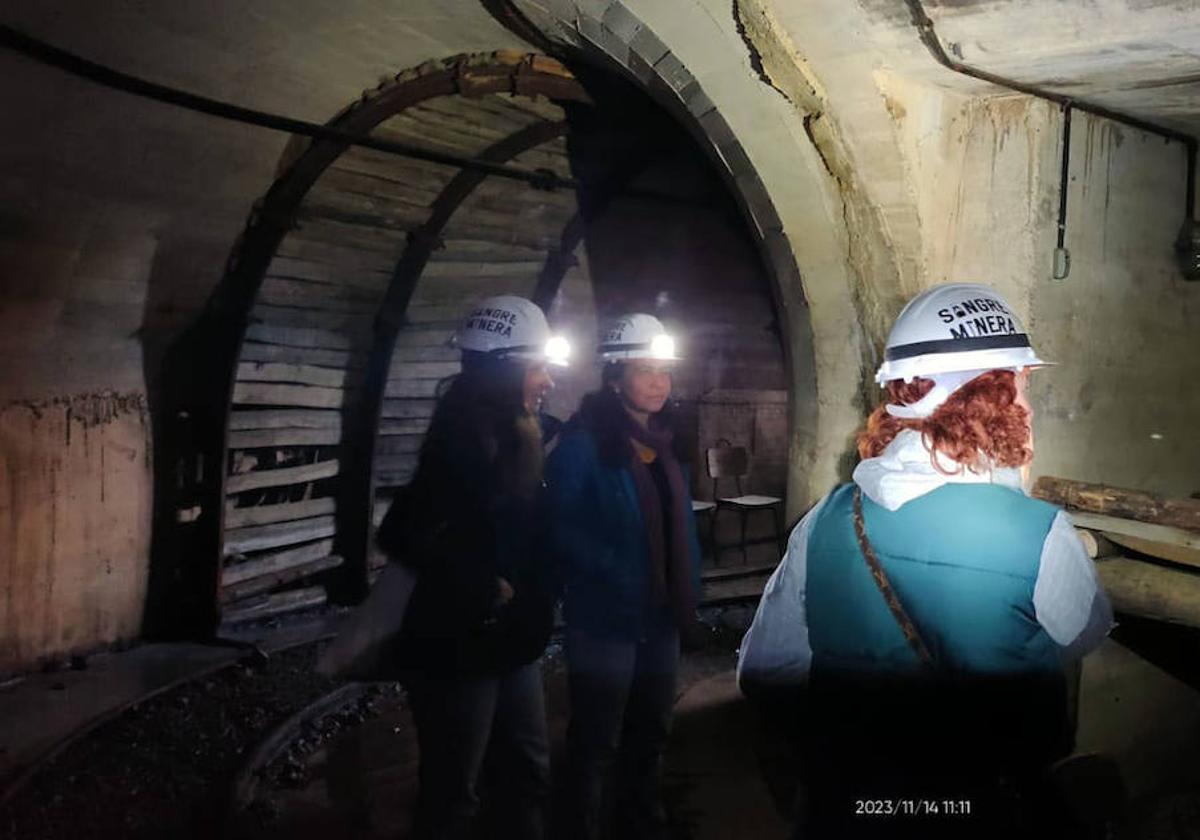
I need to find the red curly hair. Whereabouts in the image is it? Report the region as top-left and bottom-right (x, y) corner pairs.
(856, 369), (1032, 474)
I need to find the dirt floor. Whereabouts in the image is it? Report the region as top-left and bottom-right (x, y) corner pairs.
(7, 611), (1200, 839)
(0, 644), (343, 840)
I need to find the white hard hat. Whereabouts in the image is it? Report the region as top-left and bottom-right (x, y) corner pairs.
(597, 313), (680, 362)
(875, 283), (1051, 385)
(453, 295), (570, 367)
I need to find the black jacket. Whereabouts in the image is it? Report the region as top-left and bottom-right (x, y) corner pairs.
(376, 401), (556, 676)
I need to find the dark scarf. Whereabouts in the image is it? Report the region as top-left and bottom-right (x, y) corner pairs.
(621, 410), (697, 631)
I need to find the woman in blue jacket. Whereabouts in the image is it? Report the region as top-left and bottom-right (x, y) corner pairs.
(546, 313), (703, 840)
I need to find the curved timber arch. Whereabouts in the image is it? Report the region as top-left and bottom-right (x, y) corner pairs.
(172, 53), (591, 632)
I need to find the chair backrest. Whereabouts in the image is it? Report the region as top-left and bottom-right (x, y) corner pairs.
(706, 439), (748, 497)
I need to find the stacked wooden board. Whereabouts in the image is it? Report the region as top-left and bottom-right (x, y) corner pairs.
(1033, 476), (1200, 628)
(221, 92), (583, 623)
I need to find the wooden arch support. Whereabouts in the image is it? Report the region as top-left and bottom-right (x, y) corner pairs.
(173, 53), (589, 635)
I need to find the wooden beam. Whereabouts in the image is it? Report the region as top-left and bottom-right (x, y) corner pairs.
(1075, 528), (1120, 560)
(388, 361), (460, 380)
(244, 323), (358, 351)
(384, 379), (442, 399)
(224, 515), (337, 555)
(239, 342), (363, 370)
(380, 399), (437, 420)
(1097, 556), (1200, 629)
(221, 585), (328, 624)
(379, 418), (432, 436)
(250, 303), (374, 332)
(257, 277), (382, 312)
(273, 239), (398, 273)
(229, 409), (342, 431)
(228, 427), (342, 449)
(266, 253), (393, 284)
(376, 435), (424, 456)
(1105, 532), (1200, 570)
(390, 344), (460, 363)
(1068, 511), (1200, 551)
(395, 328), (455, 348)
(226, 459), (339, 494)
(221, 555), (344, 602)
(222, 539), (336, 585)
(236, 361), (349, 388)
(232, 382), (352, 409)
(225, 497), (336, 529)
(1034, 476), (1200, 532)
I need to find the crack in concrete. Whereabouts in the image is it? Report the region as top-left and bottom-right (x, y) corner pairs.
(733, 0), (893, 424)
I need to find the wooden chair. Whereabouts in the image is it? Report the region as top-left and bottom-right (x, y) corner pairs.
(706, 439), (784, 565)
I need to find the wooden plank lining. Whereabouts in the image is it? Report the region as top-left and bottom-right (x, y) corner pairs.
(232, 382), (352, 409)
(222, 585), (328, 624)
(395, 328), (455, 348)
(229, 409), (343, 430)
(375, 436), (424, 456)
(384, 379), (442, 399)
(225, 497), (337, 529)
(258, 277), (383, 312)
(274, 239), (398, 272)
(239, 342), (363, 369)
(250, 304), (374, 332)
(223, 539), (335, 584)
(224, 515), (338, 555)
(221, 555), (344, 602)
(387, 361), (460, 380)
(236, 362), (350, 388)
(390, 344), (460, 363)
(244, 323), (358, 351)
(229, 427), (343, 449)
(266, 254), (393, 285)
(226, 459), (340, 494)
(379, 418), (433, 436)
(380, 399), (437, 419)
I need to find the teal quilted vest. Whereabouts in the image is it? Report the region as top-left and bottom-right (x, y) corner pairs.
(806, 482), (1062, 675)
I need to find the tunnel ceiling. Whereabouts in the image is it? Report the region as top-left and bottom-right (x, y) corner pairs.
(919, 0), (1200, 136)
(9, 0), (1200, 137)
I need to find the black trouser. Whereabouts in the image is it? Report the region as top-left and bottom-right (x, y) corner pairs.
(407, 661), (550, 840)
(563, 625), (680, 840)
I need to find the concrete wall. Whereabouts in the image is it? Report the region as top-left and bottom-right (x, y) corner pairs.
(1031, 115), (1199, 496)
(0, 394), (150, 669)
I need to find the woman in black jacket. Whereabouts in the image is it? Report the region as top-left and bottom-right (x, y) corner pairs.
(376, 295), (569, 840)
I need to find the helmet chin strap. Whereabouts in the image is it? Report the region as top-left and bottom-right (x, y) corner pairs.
(884, 369), (989, 419)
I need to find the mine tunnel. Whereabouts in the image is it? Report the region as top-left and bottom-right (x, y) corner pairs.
(1, 1), (1199, 838)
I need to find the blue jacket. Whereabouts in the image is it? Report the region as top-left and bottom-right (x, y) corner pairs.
(546, 426), (703, 641)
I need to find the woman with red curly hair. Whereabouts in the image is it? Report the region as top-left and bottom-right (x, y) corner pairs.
(739, 283), (1112, 837)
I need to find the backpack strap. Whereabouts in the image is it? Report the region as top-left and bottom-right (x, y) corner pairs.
(852, 487), (936, 668)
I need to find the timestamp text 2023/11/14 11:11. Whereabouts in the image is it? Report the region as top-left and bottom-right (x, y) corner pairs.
(855, 799), (972, 817)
